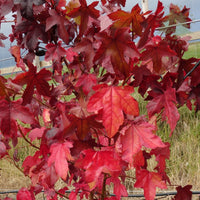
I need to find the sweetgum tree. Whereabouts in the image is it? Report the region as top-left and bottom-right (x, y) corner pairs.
(0, 0), (199, 199)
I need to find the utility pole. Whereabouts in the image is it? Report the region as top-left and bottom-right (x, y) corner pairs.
(141, 0), (149, 13)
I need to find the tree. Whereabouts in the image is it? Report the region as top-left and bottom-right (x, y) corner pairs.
(0, 0), (198, 199)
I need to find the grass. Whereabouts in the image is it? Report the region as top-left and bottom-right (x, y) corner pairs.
(183, 42), (200, 59)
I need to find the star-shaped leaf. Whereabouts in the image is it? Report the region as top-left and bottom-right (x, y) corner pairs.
(135, 169), (167, 200)
(147, 87), (180, 136)
(120, 117), (166, 164)
(94, 28), (140, 77)
(67, 0), (100, 36)
(87, 84), (139, 138)
(48, 141), (73, 180)
(109, 4), (144, 36)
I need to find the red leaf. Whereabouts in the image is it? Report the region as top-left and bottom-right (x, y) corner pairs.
(109, 4), (144, 36)
(14, 0), (45, 19)
(165, 4), (191, 35)
(109, 0), (126, 7)
(17, 188), (34, 200)
(94, 28), (140, 77)
(75, 148), (122, 185)
(0, 99), (36, 139)
(67, 0), (100, 36)
(107, 177), (128, 199)
(173, 185), (192, 200)
(45, 41), (68, 62)
(48, 141), (73, 180)
(69, 190), (77, 200)
(46, 9), (70, 44)
(28, 127), (46, 142)
(147, 87), (180, 135)
(150, 142), (170, 173)
(13, 62), (51, 105)
(134, 169), (167, 200)
(119, 117), (166, 164)
(75, 73), (97, 95)
(87, 85), (139, 138)
(0, 141), (7, 158)
(141, 36), (176, 74)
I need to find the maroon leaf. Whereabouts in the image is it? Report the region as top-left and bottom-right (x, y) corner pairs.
(173, 185), (192, 200)
(46, 9), (70, 44)
(0, 33), (7, 47)
(0, 99), (36, 139)
(141, 36), (176, 74)
(14, 0), (45, 19)
(13, 62), (51, 105)
(94, 28), (140, 77)
(67, 0), (100, 36)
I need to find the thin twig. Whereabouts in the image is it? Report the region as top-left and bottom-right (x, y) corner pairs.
(17, 125), (40, 150)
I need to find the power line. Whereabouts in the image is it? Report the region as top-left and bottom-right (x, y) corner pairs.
(156, 19), (200, 30)
(0, 57), (14, 62)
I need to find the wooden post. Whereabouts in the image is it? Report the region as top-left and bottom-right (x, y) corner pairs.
(141, 0), (149, 13)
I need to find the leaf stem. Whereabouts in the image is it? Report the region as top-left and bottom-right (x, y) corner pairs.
(55, 190), (69, 199)
(101, 174), (107, 200)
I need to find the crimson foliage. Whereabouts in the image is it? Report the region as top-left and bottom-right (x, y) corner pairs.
(0, 0), (198, 199)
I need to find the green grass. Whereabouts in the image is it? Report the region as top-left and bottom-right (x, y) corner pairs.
(183, 42), (200, 59)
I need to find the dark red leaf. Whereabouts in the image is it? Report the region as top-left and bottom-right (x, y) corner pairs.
(67, 0), (100, 36)
(0, 99), (36, 139)
(46, 9), (70, 44)
(109, 4), (144, 36)
(141, 36), (176, 74)
(13, 62), (51, 105)
(0, 33), (7, 47)
(14, 0), (45, 19)
(173, 185), (192, 200)
(94, 28), (140, 77)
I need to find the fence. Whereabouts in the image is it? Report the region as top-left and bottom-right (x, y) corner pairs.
(0, 189), (200, 199)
